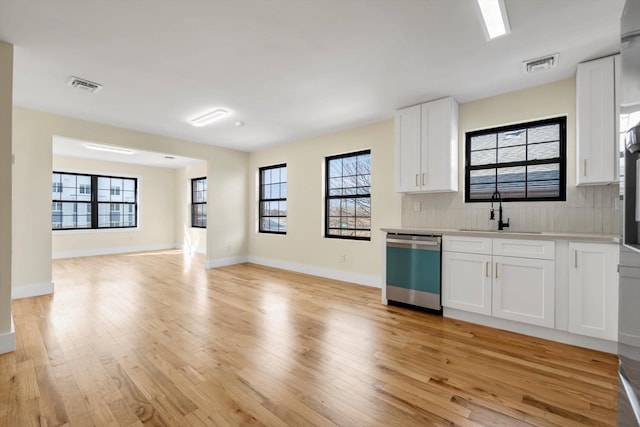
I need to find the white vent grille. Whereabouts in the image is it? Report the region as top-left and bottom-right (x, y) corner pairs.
(67, 76), (103, 92)
(522, 54), (559, 74)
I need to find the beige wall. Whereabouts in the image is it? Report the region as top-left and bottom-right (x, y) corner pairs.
(52, 155), (178, 257)
(13, 107), (249, 291)
(402, 78), (620, 234)
(175, 162), (207, 254)
(0, 42), (12, 335)
(248, 120), (402, 285)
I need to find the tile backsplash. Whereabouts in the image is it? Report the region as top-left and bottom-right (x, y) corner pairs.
(401, 185), (620, 235)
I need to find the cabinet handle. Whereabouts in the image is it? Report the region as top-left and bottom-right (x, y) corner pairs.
(574, 249), (578, 268)
(485, 261), (489, 277)
(583, 159), (587, 177)
(495, 263), (499, 279)
(422, 173), (425, 186)
(415, 174), (419, 187)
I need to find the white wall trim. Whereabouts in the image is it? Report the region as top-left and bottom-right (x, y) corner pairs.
(444, 307), (617, 354)
(12, 282), (55, 300)
(205, 256), (249, 269)
(248, 256), (382, 288)
(0, 315), (16, 354)
(53, 243), (179, 259)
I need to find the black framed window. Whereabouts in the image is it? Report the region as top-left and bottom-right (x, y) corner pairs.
(465, 117), (567, 202)
(259, 164), (287, 234)
(52, 172), (137, 230)
(325, 150), (371, 240)
(191, 177), (207, 228)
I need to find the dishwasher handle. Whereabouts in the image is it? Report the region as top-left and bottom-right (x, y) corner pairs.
(386, 238), (439, 246)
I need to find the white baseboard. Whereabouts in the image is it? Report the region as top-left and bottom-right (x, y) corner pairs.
(444, 308), (617, 354)
(247, 256), (382, 288)
(0, 316), (15, 354)
(205, 256), (249, 269)
(53, 243), (179, 259)
(12, 282), (55, 300)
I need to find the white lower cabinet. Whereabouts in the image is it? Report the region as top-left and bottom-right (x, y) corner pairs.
(568, 242), (619, 340)
(442, 251), (492, 315)
(442, 236), (555, 328)
(492, 255), (555, 328)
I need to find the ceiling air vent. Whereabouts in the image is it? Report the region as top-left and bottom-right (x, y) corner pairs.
(67, 76), (103, 92)
(522, 54), (559, 74)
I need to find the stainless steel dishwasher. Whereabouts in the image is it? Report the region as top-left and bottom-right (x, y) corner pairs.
(386, 233), (442, 312)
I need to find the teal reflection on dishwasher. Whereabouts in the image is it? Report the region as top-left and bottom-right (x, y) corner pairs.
(386, 246), (441, 294)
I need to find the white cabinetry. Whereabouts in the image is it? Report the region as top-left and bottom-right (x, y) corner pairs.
(442, 250), (492, 315)
(394, 97), (458, 193)
(576, 54), (620, 185)
(442, 236), (555, 328)
(568, 242), (619, 340)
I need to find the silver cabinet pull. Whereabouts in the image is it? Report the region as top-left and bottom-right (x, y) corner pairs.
(574, 249), (578, 268)
(415, 174), (419, 187)
(583, 159), (587, 177)
(495, 263), (499, 279)
(485, 261), (489, 277)
(422, 173), (425, 186)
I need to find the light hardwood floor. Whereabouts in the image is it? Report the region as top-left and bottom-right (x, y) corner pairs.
(1, 250), (618, 426)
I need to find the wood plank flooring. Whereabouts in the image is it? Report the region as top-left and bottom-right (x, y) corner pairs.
(1, 250), (618, 426)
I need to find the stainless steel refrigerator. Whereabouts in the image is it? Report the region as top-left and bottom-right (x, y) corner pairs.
(619, 0), (640, 425)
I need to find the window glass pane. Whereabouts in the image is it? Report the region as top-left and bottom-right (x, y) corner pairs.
(124, 179), (136, 192)
(270, 183), (280, 199)
(497, 145), (526, 163)
(470, 169), (496, 186)
(528, 180), (560, 198)
(263, 169), (272, 185)
(470, 150), (496, 166)
(498, 129), (526, 148)
(497, 166), (526, 183)
(357, 153), (371, 175)
(280, 167), (287, 182)
(471, 134), (496, 151)
(280, 182), (287, 198)
(329, 159), (342, 178)
(528, 141), (559, 160)
(527, 164), (560, 182)
(529, 124), (559, 144)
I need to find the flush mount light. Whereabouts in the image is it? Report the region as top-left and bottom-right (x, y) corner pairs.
(189, 109), (230, 127)
(85, 143), (135, 155)
(477, 0), (510, 40)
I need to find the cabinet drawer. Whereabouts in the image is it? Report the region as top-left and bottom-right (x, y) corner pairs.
(443, 236), (491, 255)
(492, 238), (555, 260)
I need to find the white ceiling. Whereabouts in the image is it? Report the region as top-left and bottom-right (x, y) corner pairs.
(0, 0), (626, 152)
(53, 136), (204, 169)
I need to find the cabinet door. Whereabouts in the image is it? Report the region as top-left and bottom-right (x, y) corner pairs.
(421, 97), (458, 192)
(442, 251), (492, 315)
(568, 242), (619, 341)
(492, 256), (555, 328)
(394, 105), (421, 192)
(576, 55), (616, 185)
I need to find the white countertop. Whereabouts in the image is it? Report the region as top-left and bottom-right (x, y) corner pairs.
(381, 226), (620, 244)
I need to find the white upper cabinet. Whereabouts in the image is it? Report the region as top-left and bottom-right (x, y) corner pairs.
(394, 97), (458, 193)
(576, 54), (620, 185)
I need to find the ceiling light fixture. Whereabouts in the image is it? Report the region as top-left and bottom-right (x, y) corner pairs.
(477, 0), (510, 40)
(189, 109), (230, 127)
(85, 143), (135, 155)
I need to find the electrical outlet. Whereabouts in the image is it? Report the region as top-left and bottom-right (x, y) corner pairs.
(414, 201), (421, 212)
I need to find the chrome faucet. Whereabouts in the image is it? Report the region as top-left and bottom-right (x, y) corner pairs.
(490, 190), (510, 231)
